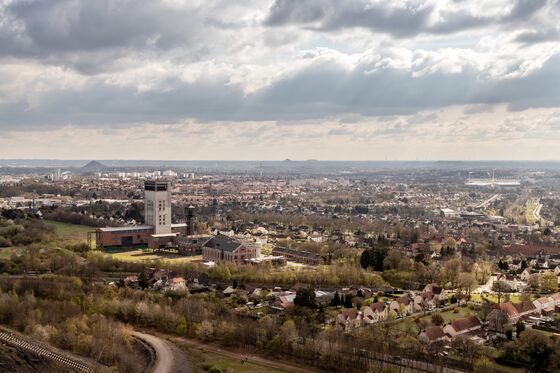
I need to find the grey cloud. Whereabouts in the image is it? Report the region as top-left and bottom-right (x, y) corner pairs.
(265, 0), (433, 38)
(0, 0), (217, 73)
(0, 53), (558, 130)
(515, 28), (560, 44)
(264, 0), (549, 37)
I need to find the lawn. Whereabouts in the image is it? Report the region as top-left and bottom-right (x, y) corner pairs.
(417, 306), (473, 324)
(44, 220), (94, 243)
(104, 249), (203, 264)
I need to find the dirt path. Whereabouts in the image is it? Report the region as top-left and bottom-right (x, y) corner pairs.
(152, 332), (318, 373)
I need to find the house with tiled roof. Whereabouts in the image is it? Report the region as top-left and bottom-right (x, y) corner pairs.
(443, 316), (482, 339)
(389, 294), (415, 316)
(513, 300), (537, 318)
(336, 308), (362, 331)
(418, 326), (450, 344)
(413, 292), (436, 311)
(363, 302), (388, 324)
(422, 283), (447, 303)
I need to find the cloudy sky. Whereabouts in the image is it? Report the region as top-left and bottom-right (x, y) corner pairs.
(0, 0), (559, 160)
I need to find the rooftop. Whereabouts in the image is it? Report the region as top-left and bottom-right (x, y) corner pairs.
(97, 225), (153, 232)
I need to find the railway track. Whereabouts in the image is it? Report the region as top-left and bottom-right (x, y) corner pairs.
(0, 330), (94, 372)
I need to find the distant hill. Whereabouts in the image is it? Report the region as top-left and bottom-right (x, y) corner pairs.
(81, 160), (107, 169)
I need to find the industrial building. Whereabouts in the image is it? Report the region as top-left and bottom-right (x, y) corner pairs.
(96, 180), (193, 251)
(95, 180), (259, 264)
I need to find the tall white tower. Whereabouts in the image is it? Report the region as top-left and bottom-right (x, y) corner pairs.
(144, 180), (172, 234)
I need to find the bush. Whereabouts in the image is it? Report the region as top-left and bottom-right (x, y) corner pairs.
(431, 313), (444, 326)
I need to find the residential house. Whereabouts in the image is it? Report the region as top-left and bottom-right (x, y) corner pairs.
(519, 268), (532, 281)
(443, 316), (482, 339)
(272, 292), (296, 310)
(418, 326), (450, 344)
(413, 292), (436, 311)
(422, 283), (447, 303)
(514, 300), (537, 318)
(390, 294), (415, 316)
(534, 296), (555, 315)
(336, 308), (362, 331)
(363, 302), (388, 324)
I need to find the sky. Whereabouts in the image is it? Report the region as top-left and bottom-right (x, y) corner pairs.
(0, 0), (559, 160)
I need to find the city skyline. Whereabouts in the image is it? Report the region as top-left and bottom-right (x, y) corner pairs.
(1, 0), (559, 160)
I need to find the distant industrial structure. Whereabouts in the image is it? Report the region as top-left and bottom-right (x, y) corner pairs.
(465, 171), (520, 187)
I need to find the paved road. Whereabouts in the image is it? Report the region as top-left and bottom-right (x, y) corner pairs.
(133, 331), (174, 373)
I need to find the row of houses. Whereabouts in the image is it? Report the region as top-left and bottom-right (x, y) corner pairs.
(335, 284), (448, 331)
(412, 293), (560, 345)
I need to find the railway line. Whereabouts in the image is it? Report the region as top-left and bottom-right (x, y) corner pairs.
(0, 328), (96, 372)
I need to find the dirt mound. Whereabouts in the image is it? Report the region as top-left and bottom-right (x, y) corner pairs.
(0, 343), (62, 372)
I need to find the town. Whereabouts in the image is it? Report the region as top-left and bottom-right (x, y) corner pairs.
(1, 160), (560, 372)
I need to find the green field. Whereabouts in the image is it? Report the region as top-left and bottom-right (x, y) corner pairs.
(44, 220), (94, 243)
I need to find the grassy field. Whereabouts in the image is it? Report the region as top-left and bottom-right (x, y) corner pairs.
(417, 306), (473, 324)
(184, 345), (293, 373)
(104, 249), (203, 264)
(43, 220), (94, 243)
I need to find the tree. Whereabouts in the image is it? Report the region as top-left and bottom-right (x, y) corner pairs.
(541, 272), (558, 293)
(515, 320), (525, 336)
(442, 258), (462, 288)
(343, 294), (353, 309)
(383, 249), (402, 270)
(294, 287), (317, 309)
(331, 291), (341, 307)
(359, 249), (372, 269)
(458, 272), (477, 299)
(176, 316), (187, 335)
(360, 246), (388, 271)
(138, 269), (149, 290)
(498, 260), (509, 271)
(506, 329), (554, 367)
(528, 273), (540, 290)
(492, 281), (511, 304)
